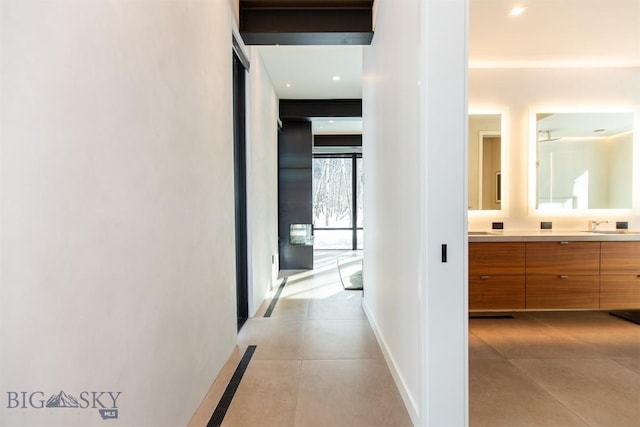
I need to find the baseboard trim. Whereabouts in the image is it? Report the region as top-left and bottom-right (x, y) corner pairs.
(362, 298), (420, 426)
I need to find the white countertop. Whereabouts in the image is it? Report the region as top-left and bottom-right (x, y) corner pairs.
(468, 229), (640, 242)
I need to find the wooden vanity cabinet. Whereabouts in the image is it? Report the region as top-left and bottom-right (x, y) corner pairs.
(600, 241), (640, 309)
(525, 242), (600, 309)
(469, 242), (525, 310)
(469, 239), (640, 311)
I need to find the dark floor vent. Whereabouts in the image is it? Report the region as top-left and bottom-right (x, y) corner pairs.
(469, 314), (515, 319)
(264, 277), (288, 317)
(609, 310), (640, 325)
(207, 345), (257, 427)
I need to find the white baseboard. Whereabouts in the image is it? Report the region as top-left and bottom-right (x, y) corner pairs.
(362, 298), (420, 426)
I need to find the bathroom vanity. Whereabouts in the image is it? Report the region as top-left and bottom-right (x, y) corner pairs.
(468, 231), (640, 311)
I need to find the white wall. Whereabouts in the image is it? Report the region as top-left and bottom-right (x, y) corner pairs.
(0, 1), (242, 426)
(246, 48), (280, 315)
(362, 0), (423, 418)
(469, 67), (640, 230)
(363, 0), (467, 425)
(421, 1), (468, 424)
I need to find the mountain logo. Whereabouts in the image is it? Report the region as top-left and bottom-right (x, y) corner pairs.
(8, 389), (120, 420)
(45, 391), (80, 408)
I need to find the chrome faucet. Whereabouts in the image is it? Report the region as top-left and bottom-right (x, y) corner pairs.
(588, 220), (609, 231)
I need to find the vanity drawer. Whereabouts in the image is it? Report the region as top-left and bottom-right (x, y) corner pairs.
(469, 242), (526, 275)
(601, 242), (640, 275)
(526, 242), (600, 275)
(600, 275), (640, 309)
(469, 275), (525, 310)
(526, 275), (600, 309)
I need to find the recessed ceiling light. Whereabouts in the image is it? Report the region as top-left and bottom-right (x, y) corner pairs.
(332, 76), (341, 81)
(509, 6), (526, 16)
(286, 83), (291, 88)
(329, 120), (335, 124)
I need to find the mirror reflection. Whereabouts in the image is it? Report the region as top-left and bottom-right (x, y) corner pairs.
(469, 114), (502, 210)
(536, 112), (633, 210)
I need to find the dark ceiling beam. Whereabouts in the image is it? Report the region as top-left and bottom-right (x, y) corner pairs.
(314, 134), (362, 147)
(242, 0), (372, 6)
(240, 1), (374, 45)
(279, 99), (362, 120)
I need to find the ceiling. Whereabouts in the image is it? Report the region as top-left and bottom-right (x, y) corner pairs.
(470, 0), (640, 68)
(537, 112), (633, 140)
(257, 45), (363, 135)
(256, 45), (363, 100)
(255, 0), (640, 134)
(255, 0), (640, 114)
(312, 119), (363, 134)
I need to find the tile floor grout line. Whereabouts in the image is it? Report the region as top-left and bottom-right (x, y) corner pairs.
(207, 345), (257, 427)
(470, 331), (509, 360)
(293, 290), (311, 425)
(290, 358), (305, 425)
(505, 357), (594, 427)
(607, 356), (640, 376)
(264, 277), (288, 317)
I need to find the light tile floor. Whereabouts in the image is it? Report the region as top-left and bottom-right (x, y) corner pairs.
(189, 250), (412, 427)
(190, 252), (640, 426)
(470, 311), (640, 427)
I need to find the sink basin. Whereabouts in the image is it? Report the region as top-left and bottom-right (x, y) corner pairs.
(582, 230), (640, 235)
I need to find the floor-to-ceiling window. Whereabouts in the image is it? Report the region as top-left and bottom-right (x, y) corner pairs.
(312, 154), (363, 250)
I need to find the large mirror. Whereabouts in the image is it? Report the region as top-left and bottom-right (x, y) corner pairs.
(536, 112), (633, 210)
(469, 114), (502, 210)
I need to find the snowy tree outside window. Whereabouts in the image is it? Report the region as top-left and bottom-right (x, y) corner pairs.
(312, 156), (364, 249)
(313, 158), (353, 227)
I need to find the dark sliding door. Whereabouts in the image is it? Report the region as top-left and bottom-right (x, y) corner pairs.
(233, 51), (249, 330)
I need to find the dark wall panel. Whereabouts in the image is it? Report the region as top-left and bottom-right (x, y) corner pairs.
(279, 169), (312, 221)
(278, 121), (313, 270)
(314, 134), (362, 147)
(279, 99), (362, 120)
(279, 121), (313, 169)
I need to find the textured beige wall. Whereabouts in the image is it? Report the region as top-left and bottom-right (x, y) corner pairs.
(0, 1), (241, 426)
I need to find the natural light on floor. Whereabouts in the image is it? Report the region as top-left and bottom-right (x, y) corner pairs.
(276, 250), (363, 300)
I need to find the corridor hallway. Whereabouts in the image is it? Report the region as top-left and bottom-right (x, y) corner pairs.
(189, 250), (413, 426)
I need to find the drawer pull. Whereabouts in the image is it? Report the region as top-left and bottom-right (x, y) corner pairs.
(559, 275), (569, 279)
(560, 241), (569, 245)
(480, 275), (490, 280)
